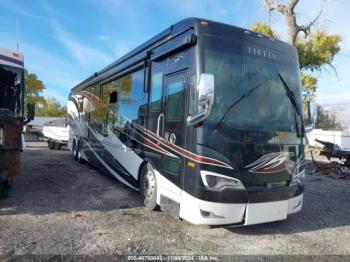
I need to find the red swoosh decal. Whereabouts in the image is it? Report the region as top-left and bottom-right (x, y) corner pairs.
(132, 123), (233, 169)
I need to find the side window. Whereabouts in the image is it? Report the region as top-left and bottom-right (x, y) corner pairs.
(91, 85), (100, 100)
(101, 80), (119, 132)
(150, 72), (163, 111)
(163, 157), (180, 175)
(166, 80), (184, 121)
(102, 80), (119, 104)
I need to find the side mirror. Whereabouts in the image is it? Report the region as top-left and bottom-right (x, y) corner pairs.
(109, 91), (118, 104)
(187, 73), (214, 126)
(26, 103), (35, 122)
(305, 101), (317, 132)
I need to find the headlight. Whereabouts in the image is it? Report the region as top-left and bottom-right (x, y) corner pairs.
(290, 170), (305, 186)
(200, 170), (245, 190)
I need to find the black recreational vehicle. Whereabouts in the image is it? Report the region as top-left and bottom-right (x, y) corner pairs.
(68, 18), (315, 225)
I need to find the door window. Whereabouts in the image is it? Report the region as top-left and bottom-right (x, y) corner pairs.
(166, 80), (184, 121)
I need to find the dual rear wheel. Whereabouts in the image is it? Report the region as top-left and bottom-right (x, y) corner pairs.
(72, 140), (83, 163)
(48, 141), (62, 150)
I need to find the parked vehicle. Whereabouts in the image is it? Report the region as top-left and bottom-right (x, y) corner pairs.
(68, 18), (316, 225)
(42, 118), (68, 150)
(0, 48), (34, 198)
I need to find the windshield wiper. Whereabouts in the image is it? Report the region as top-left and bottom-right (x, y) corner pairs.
(278, 73), (304, 137)
(214, 82), (264, 132)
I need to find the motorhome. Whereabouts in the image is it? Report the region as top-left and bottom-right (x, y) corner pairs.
(68, 18), (315, 225)
(0, 48), (33, 198)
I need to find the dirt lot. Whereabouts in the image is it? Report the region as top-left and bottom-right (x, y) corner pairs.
(0, 142), (350, 258)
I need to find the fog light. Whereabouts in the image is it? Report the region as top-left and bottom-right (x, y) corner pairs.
(200, 170), (245, 190)
(200, 209), (224, 219)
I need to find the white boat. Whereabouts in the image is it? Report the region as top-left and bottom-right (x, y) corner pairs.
(42, 118), (68, 150)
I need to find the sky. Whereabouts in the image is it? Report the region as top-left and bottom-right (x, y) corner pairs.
(0, 0), (349, 106)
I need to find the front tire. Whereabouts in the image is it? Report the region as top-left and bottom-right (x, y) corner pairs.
(140, 163), (159, 211)
(0, 170), (10, 199)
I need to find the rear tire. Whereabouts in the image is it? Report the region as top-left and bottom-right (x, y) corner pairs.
(140, 163), (159, 211)
(76, 141), (84, 163)
(54, 143), (61, 150)
(48, 141), (54, 150)
(72, 140), (78, 161)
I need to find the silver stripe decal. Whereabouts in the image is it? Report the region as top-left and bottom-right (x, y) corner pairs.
(84, 141), (139, 191)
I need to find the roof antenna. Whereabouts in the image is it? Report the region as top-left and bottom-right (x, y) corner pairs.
(16, 16), (19, 52)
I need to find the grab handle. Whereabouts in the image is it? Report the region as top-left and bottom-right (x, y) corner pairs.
(156, 113), (164, 137)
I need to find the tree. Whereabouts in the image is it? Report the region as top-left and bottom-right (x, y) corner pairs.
(263, 0), (322, 45)
(24, 70), (66, 117)
(315, 105), (342, 130)
(37, 97), (67, 117)
(24, 69), (47, 109)
(252, 0), (341, 102)
(251, 23), (278, 38)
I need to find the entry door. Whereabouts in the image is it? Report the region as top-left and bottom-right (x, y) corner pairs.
(161, 72), (187, 188)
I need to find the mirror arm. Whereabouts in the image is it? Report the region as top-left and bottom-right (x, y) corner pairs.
(304, 124), (313, 133)
(187, 111), (205, 126)
(187, 104), (211, 126)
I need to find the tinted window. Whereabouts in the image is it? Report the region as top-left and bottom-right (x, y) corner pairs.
(166, 80), (184, 121)
(163, 157), (180, 175)
(92, 70), (147, 137)
(91, 84), (100, 100)
(102, 80), (119, 103)
(203, 35), (302, 132)
(151, 72), (163, 110)
(108, 69), (147, 141)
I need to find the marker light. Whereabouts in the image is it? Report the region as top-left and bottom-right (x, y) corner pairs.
(187, 161), (196, 168)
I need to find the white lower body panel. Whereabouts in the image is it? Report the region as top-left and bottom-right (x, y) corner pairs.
(180, 191), (246, 225)
(156, 171), (303, 226)
(245, 193), (303, 225)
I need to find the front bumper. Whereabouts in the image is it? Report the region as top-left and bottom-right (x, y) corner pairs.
(179, 191), (303, 225)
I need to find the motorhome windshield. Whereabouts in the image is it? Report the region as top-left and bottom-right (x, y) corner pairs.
(0, 64), (23, 115)
(202, 35), (303, 133)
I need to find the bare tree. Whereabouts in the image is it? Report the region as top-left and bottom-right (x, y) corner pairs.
(263, 0), (322, 45)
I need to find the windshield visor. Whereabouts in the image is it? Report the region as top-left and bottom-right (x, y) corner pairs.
(202, 36), (303, 132)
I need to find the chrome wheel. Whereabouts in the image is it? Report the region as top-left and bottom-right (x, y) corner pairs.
(143, 170), (156, 200)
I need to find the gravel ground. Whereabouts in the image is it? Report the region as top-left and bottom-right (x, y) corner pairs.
(0, 142), (350, 259)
